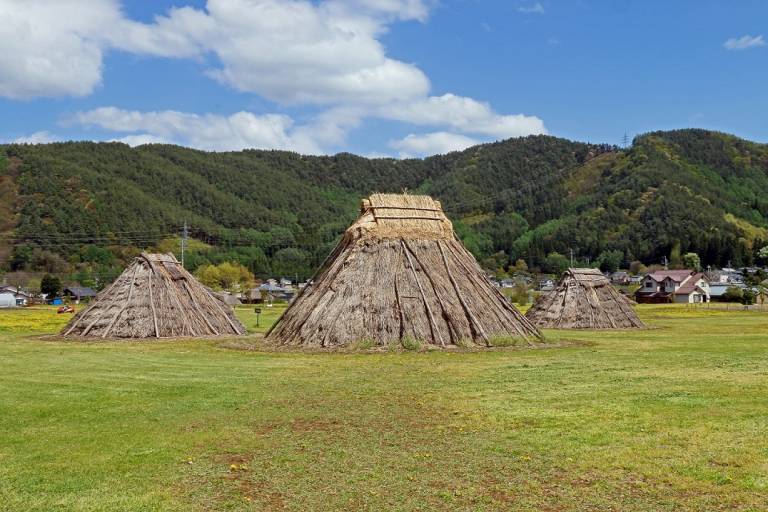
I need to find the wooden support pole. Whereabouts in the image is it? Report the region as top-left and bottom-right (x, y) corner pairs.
(403, 240), (458, 344)
(394, 277), (406, 341)
(167, 277), (197, 337)
(183, 281), (219, 336)
(437, 240), (489, 345)
(445, 240), (536, 343)
(401, 239), (444, 347)
(64, 274), (122, 336)
(102, 265), (139, 338)
(148, 272), (160, 338)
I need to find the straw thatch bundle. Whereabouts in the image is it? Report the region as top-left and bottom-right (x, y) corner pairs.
(266, 194), (542, 348)
(525, 268), (644, 329)
(61, 253), (245, 338)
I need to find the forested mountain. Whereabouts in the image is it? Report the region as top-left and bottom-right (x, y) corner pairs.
(1, 129), (767, 287)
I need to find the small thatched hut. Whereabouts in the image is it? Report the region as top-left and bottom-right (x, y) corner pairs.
(266, 193), (542, 348)
(61, 253), (245, 338)
(525, 268), (644, 329)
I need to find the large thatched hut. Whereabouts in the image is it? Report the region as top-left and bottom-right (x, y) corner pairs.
(61, 253), (245, 338)
(525, 268), (644, 329)
(267, 193), (542, 348)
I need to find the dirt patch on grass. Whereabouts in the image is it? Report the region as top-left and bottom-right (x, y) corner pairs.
(219, 338), (582, 354)
(38, 333), (234, 343)
(288, 417), (344, 433)
(180, 452), (289, 511)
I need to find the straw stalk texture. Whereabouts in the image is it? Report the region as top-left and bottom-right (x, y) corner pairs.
(267, 194), (542, 348)
(525, 268), (644, 329)
(61, 253), (245, 338)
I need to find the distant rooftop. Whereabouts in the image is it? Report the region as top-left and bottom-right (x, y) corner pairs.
(646, 270), (696, 282)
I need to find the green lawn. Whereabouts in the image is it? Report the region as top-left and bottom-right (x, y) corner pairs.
(0, 304), (766, 511)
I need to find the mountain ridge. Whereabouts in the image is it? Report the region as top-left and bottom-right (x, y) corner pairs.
(2, 128), (766, 283)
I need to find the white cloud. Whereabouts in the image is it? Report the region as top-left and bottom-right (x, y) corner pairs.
(72, 106), (334, 154)
(111, 134), (171, 146)
(361, 151), (397, 159)
(0, 0), (117, 99)
(12, 131), (58, 144)
(518, 3), (545, 14)
(326, 0), (433, 22)
(0, 0), (431, 104)
(71, 96), (545, 155)
(182, 0), (430, 105)
(390, 132), (480, 158)
(2, 0), (548, 154)
(0, 0), (208, 99)
(380, 94), (547, 138)
(723, 34), (765, 50)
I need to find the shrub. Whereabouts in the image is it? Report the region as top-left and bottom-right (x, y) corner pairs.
(401, 337), (422, 351)
(722, 286), (743, 302)
(40, 274), (62, 298)
(507, 282), (530, 306)
(488, 336), (526, 347)
(454, 338), (476, 349)
(741, 289), (756, 306)
(353, 338), (376, 350)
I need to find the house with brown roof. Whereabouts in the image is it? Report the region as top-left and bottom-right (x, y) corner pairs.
(635, 270), (710, 304)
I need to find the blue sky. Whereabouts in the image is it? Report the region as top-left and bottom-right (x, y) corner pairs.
(1, 0), (766, 157)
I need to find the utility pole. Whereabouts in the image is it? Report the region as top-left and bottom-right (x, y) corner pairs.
(570, 248), (574, 268)
(181, 220), (188, 269)
(662, 255), (668, 270)
(621, 132), (630, 148)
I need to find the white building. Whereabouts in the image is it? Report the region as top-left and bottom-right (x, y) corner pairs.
(0, 285), (30, 307)
(635, 270), (710, 304)
(0, 292), (17, 308)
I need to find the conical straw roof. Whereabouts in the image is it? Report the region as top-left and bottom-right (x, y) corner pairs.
(61, 253), (245, 338)
(525, 268), (644, 329)
(267, 194), (542, 348)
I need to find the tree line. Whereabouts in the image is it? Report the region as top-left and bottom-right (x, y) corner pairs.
(2, 128), (767, 288)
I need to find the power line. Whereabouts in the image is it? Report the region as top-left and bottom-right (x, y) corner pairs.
(0, 226), (179, 237)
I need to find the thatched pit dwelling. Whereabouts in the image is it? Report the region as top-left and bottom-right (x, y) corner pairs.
(525, 268), (644, 329)
(266, 193), (543, 348)
(61, 253), (245, 338)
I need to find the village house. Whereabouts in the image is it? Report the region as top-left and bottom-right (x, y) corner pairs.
(244, 282), (296, 304)
(63, 286), (97, 303)
(635, 270), (710, 304)
(0, 285), (32, 306)
(609, 271), (631, 285)
(215, 291), (242, 306)
(0, 292), (17, 308)
(707, 282), (741, 301)
(713, 268), (744, 285)
(538, 278), (555, 292)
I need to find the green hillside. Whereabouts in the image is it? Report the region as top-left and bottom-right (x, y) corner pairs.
(1, 129), (767, 285)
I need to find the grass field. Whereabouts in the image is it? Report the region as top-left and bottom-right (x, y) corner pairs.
(0, 304), (766, 511)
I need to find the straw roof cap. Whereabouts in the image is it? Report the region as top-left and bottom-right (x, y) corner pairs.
(566, 268), (611, 287)
(349, 193), (453, 240)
